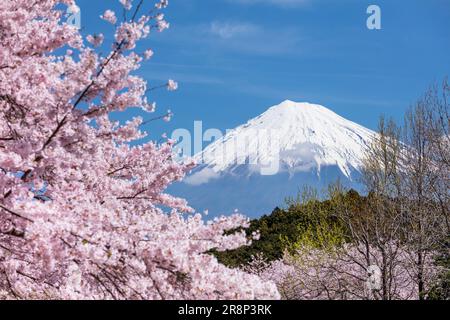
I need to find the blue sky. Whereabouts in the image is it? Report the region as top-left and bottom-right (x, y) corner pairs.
(75, 0), (450, 145)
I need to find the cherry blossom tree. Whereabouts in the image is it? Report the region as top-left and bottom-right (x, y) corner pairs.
(0, 0), (279, 300)
(249, 244), (440, 300)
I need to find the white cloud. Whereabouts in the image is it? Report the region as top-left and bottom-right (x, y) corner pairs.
(202, 21), (303, 55)
(210, 21), (260, 39)
(227, 0), (310, 8)
(153, 20), (304, 57)
(184, 168), (221, 186)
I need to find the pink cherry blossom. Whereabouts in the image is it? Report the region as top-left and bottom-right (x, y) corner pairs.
(246, 243), (440, 300)
(0, 0), (280, 300)
(119, 0), (132, 10)
(144, 49), (154, 60)
(163, 109), (174, 122)
(167, 80), (178, 91)
(101, 10), (117, 25)
(86, 34), (104, 47)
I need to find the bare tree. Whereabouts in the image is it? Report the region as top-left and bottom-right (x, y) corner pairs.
(401, 79), (450, 299)
(329, 119), (408, 300)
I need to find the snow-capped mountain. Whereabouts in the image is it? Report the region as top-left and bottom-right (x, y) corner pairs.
(169, 100), (377, 217)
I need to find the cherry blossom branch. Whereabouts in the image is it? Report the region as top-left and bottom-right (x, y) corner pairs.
(0, 204), (33, 223)
(141, 111), (173, 126)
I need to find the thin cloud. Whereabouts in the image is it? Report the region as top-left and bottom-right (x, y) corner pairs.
(227, 0), (311, 8)
(157, 21), (304, 56)
(184, 168), (221, 186)
(203, 21), (304, 56)
(210, 21), (260, 39)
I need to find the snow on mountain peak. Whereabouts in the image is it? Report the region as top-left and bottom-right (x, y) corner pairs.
(189, 101), (376, 185)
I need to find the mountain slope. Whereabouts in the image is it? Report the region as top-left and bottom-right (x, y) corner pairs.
(169, 100), (376, 217)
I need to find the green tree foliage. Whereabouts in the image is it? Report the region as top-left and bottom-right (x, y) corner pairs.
(215, 188), (363, 268)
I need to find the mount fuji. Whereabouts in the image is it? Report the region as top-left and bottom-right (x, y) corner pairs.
(169, 100), (377, 217)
